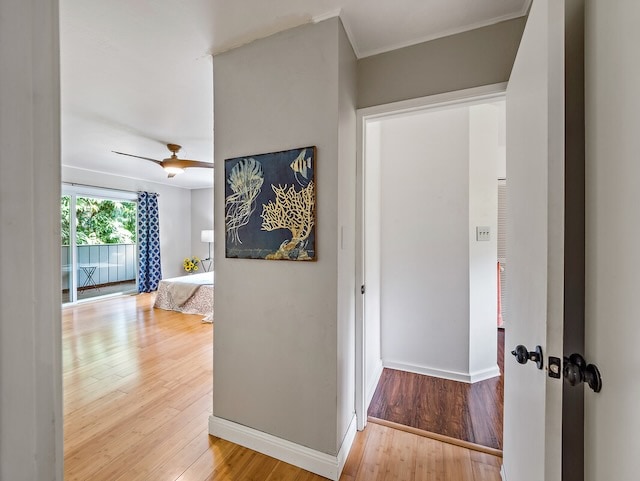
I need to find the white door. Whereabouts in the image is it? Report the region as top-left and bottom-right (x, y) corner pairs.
(503, 0), (585, 479)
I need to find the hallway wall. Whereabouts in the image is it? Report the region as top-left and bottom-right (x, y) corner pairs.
(212, 17), (357, 460)
(357, 17), (526, 108)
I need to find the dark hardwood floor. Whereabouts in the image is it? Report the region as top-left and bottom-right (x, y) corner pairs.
(368, 329), (505, 450)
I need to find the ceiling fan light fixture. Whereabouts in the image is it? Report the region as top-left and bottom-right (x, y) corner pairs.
(164, 166), (185, 175)
(113, 143), (212, 179)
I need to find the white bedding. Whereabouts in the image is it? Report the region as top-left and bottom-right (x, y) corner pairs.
(153, 272), (214, 319)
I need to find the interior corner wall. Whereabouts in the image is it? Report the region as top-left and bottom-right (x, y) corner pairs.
(61, 166), (192, 279)
(468, 104), (499, 377)
(213, 17), (353, 456)
(190, 187), (214, 262)
(379, 108), (471, 378)
(357, 17), (526, 109)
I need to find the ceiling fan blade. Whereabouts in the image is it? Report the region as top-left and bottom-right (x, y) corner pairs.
(175, 159), (214, 169)
(112, 151), (163, 166)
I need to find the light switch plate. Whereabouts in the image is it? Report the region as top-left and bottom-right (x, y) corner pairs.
(476, 226), (490, 241)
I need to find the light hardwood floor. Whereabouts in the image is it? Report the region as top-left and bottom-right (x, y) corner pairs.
(63, 294), (501, 481)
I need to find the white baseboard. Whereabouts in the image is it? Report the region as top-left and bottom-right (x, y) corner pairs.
(469, 365), (501, 383)
(209, 414), (357, 481)
(501, 463), (507, 481)
(383, 360), (500, 384)
(365, 359), (384, 410)
(336, 415), (358, 477)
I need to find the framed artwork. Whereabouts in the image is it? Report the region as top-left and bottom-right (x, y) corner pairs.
(224, 146), (316, 261)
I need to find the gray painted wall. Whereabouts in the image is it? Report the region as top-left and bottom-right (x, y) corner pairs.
(357, 17), (526, 108)
(213, 17), (356, 455)
(0, 1), (63, 479)
(585, 0), (640, 479)
(191, 187), (214, 262)
(467, 103), (500, 378)
(379, 108), (471, 375)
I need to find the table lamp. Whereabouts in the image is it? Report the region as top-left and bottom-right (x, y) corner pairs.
(201, 230), (213, 260)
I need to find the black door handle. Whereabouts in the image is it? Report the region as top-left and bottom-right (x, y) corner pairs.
(563, 353), (602, 392)
(511, 344), (544, 369)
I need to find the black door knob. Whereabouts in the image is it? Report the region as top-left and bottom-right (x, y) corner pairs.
(563, 361), (583, 386)
(511, 344), (544, 369)
(584, 364), (603, 393)
(511, 345), (529, 364)
(563, 353), (602, 393)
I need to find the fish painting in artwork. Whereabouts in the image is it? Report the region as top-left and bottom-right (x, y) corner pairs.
(290, 149), (312, 186)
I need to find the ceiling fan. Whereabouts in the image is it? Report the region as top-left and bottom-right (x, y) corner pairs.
(112, 143), (213, 178)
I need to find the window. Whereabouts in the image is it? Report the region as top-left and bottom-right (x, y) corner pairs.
(61, 185), (138, 303)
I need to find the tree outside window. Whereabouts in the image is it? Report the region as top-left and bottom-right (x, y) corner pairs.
(61, 196), (137, 245)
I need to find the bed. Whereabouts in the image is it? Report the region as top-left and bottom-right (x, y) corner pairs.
(153, 271), (214, 321)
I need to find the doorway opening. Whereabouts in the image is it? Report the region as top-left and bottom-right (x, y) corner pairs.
(61, 184), (138, 303)
(356, 84), (507, 452)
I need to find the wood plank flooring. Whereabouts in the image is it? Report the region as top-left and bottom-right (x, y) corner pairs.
(63, 294), (502, 480)
(342, 422), (501, 481)
(368, 330), (505, 450)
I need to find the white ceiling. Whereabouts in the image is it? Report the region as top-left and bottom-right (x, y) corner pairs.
(60, 0), (529, 189)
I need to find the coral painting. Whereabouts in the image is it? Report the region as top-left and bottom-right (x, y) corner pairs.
(224, 146), (316, 261)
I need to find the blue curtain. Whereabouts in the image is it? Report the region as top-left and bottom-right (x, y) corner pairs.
(137, 192), (162, 292)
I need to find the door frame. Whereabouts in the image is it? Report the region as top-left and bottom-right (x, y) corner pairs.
(61, 183), (139, 304)
(354, 82), (508, 430)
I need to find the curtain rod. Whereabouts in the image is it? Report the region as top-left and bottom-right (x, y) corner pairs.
(62, 182), (159, 196)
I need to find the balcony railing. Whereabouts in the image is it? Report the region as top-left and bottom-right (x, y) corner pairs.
(61, 243), (136, 288)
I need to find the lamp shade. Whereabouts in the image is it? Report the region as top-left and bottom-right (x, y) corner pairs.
(201, 230), (214, 243)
